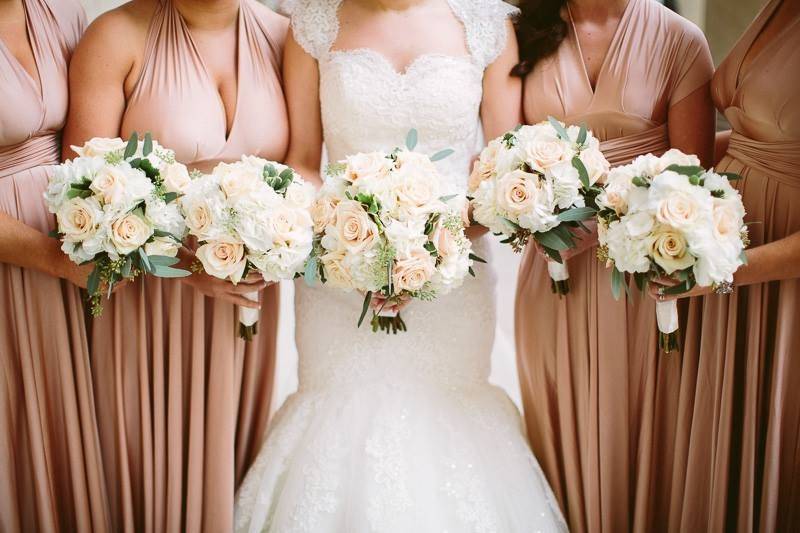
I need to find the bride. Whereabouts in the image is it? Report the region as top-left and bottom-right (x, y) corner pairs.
(235, 0), (567, 531)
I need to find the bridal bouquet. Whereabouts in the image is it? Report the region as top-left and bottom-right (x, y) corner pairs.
(45, 133), (190, 316)
(181, 156), (314, 340)
(470, 118), (609, 294)
(596, 149), (748, 352)
(307, 131), (475, 333)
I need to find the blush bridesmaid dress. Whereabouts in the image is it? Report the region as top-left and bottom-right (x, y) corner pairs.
(514, 1), (713, 531)
(0, 0), (111, 531)
(87, 1), (289, 531)
(673, 1), (800, 531)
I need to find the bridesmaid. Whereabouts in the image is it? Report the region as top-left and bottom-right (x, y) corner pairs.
(651, 0), (800, 530)
(0, 0), (111, 531)
(512, 0), (714, 531)
(62, 0), (288, 530)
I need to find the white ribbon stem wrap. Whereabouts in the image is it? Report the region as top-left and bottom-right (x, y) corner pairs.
(656, 300), (679, 334)
(377, 307), (399, 318)
(547, 260), (570, 282)
(239, 291), (260, 326)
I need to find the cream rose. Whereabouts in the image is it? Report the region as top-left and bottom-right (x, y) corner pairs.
(393, 249), (436, 292)
(58, 197), (102, 242)
(90, 165), (130, 205)
(110, 213), (153, 255)
(579, 147), (610, 185)
(712, 200), (744, 242)
(144, 236), (179, 257)
(523, 137), (569, 171)
(195, 240), (247, 282)
(655, 190), (703, 229)
(495, 169), (536, 215)
(334, 200), (379, 253)
(185, 200), (214, 237)
(320, 249), (355, 289)
(393, 173), (437, 212)
(72, 137), (126, 158)
(649, 226), (695, 274)
(284, 182), (314, 210)
(162, 163), (191, 194)
(468, 140), (501, 192)
(311, 195), (339, 234)
(432, 223), (459, 260)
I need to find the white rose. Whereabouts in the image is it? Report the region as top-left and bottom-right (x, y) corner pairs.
(110, 212), (153, 255)
(263, 204), (313, 249)
(57, 197), (103, 243)
(144, 236), (179, 257)
(72, 137), (126, 158)
(657, 149), (701, 173)
(334, 200), (379, 253)
(692, 238), (743, 287)
(649, 171), (713, 231)
(284, 181), (315, 209)
(648, 225), (696, 275)
(146, 198), (186, 238)
(578, 147), (610, 185)
(711, 198), (745, 244)
(214, 162), (262, 198)
(391, 171), (440, 218)
(345, 152), (392, 183)
(162, 162), (192, 194)
(392, 249), (436, 292)
(549, 161), (583, 209)
(90, 165), (131, 205)
(624, 210), (655, 239)
(195, 240), (247, 283)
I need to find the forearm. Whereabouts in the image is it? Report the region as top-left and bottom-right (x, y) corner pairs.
(714, 130), (732, 167)
(0, 212), (65, 278)
(734, 231), (800, 287)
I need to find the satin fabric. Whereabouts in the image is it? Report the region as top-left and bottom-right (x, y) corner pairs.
(673, 1), (800, 530)
(0, 1), (112, 531)
(88, 1), (289, 531)
(515, 1), (713, 531)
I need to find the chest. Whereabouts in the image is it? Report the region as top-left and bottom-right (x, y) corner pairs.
(570, 17), (621, 88)
(333, 2), (469, 73)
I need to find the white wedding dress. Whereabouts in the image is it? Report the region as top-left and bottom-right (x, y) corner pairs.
(234, 1), (567, 531)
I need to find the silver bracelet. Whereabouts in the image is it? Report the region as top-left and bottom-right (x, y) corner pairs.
(712, 281), (734, 295)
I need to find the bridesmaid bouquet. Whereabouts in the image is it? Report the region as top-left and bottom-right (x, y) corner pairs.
(470, 118), (609, 294)
(596, 149), (748, 352)
(45, 133), (190, 316)
(181, 156), (314, 340)
(307, 130), (475, 333)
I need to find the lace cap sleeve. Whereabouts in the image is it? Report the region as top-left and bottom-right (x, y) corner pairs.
(283, 0), (340, 60)
(451, 0), (519, 69)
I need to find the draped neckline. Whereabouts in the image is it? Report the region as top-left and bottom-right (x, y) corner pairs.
(566, 0), (635, 96)
(0, 0), (44, 102)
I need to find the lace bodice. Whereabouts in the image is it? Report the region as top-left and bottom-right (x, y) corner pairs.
(287, 0), (517, 184)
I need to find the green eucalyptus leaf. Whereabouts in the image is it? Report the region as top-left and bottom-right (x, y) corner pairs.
(143, 132), (153, 156)
(535, 228), (571, 251)
(304, 256), (318, 286)
(739, 250), (748, 264)
(124, 131), (138, 159)
(547, 116), (570, 141)
(469, 253), (487, 264)
(148, 255), (180, 267)
(358, 291), (373, 327)
(665, 164), (704, 177)
(87, 266), (101, 296)
(722, 172), (743, 181)
(572, 157), (590, 189)
(557, 206), (595, 222)
(576, 124), (588, 146)
(611, 266), (624, 300)
(430, 149), (454, 162)
(151, 265), (191, 278)
(138, 248), (152, 273)
(405, 129), (418, 151)
(121, 256), (133, 278)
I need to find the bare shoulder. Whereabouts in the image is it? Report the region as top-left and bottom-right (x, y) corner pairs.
(72, 0), (156, 77)
(249, 0), (290, 44)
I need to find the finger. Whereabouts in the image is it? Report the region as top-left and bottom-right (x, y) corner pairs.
(229, 281), (267, 294)
(243, 271), (265, 283)
(225, 294), (262, 309)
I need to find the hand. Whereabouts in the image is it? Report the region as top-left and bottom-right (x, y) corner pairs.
(647, 276), (714, 301)
(559, 220), (599, 262)
(55, 256), (130, 293)
(466, 224), (489, 240)
(182, 269), (267, 308)
(369, 292), (412, 315)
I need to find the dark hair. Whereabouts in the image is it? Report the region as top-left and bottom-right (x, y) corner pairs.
(512, 0), (569, 77)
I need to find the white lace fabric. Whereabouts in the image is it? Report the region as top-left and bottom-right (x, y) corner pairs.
(235, 1), (568, 531)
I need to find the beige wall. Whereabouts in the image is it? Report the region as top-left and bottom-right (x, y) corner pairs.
(704, 0), (764, 64)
